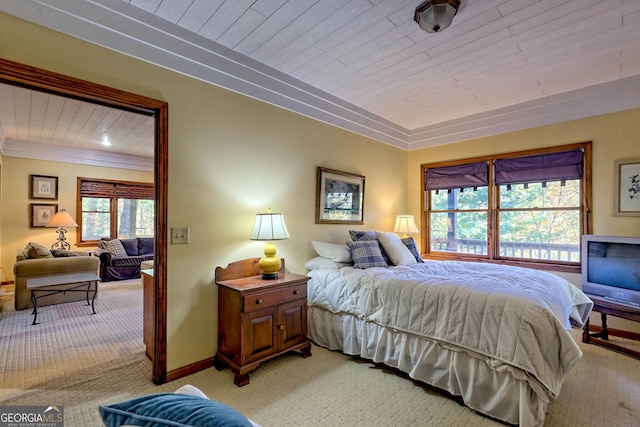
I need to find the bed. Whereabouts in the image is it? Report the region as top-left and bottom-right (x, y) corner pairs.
(306, 242), (593, 427)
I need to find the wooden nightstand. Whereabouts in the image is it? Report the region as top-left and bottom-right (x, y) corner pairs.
(214, 258), (311, 386)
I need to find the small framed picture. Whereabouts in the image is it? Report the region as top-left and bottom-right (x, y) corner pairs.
(31, 204), (58, 228)
(30, 175), (58, 200)
(614, 158), (640, 216)
(316, 167), (365, 224)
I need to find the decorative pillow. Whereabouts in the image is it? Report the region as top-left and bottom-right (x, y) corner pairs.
(401, 237), (424, 263)
(304, 256), (351, 270)
(25, 242), (53, 259)
(120, 239), (139, 256)
(310, 241), (351, 262)
(52, 249), (80, 257)
(138, 237), (154, 255)
(100, 239), (128, 257)
(376, 232), (417, 266)
(346, 240), (388, 269)
(349, 230), (391, 265)
(98, 393), (253, 427)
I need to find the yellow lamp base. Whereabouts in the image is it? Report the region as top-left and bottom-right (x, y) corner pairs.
(259, 241), (281, 280)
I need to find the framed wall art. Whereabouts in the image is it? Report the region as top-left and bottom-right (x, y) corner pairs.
(30, 174), (58, 200)
(316, 167), (365, 224)
(30, 203), (58, 228)
(614, 157), (640, 216)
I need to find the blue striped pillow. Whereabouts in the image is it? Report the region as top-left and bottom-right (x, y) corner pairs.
(402, 237), (424, 263)
(349, 230), (391, 265)
(347, 240), (388, 269)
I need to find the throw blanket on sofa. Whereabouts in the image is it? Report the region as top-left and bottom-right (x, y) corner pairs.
(308, 261), (593, 398)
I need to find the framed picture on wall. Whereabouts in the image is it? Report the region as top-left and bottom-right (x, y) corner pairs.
(614, 157), (640, 216)
(316, 167), (365, 224)
(30, 204), (58, 228)
(30, 174), (58, 200)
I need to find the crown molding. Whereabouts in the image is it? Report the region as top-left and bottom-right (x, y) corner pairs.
(2, 0), (639, 152)
(408, 74), (640, 149)
(3, 139), (153, 172)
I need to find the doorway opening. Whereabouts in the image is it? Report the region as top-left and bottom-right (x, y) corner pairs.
(0, 57), (168, 384)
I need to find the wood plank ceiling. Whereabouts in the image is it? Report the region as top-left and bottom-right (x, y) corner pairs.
(1, 0), (640, 160)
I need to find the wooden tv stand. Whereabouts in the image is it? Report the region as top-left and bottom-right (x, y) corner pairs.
(582, 296), (640, 359)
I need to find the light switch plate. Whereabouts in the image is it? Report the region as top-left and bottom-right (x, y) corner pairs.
(171, 227), (189, 244)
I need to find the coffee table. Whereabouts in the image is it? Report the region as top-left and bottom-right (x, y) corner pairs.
(27, 272), (100, 325)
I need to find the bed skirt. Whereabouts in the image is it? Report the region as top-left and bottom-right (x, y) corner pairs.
(307, 306), (551, 427)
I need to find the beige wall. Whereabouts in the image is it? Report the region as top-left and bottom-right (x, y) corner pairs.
(1, 157), (152, 280)
(408, 108), (640, 331)
(0, 13), (407, 370)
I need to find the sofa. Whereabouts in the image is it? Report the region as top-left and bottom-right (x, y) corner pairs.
(95, 237), (154, 282)
(14, 242), (101, 310)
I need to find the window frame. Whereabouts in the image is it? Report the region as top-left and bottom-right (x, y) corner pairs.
(420, 142), (592, 273)
(77, 177), (154, 246)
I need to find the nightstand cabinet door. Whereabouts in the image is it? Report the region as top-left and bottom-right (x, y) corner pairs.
(242, 307), (277, 364)
(279, 298), (307, 349)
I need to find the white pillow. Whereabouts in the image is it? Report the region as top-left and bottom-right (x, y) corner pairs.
(376, 231), (417, 266)
(311, 241), (352, 262)
(174, 384), (262, 427)
(304, 256), (351, 270)
(175, 384), (209, 398)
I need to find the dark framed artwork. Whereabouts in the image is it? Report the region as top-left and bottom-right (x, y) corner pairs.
(31, 203), (58, 228)
(30, 174), (58, 200)
(316, 167), (365, 224)
(614, 157), (640, 216)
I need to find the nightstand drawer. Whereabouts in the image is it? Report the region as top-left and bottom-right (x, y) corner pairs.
(243, 283), (307, 313)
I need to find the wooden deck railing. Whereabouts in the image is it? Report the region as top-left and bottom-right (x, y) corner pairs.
(432, 238), (580, 262)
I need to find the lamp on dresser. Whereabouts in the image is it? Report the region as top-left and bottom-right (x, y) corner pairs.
(393, 215), (419, 239)
(47, 209), (78, 251)
(250, 209), (290, 279)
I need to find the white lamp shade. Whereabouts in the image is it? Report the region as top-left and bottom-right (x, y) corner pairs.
(47, 210), (78, 228)
(393, 215), (419, 235)
(250, 212), (290, 241)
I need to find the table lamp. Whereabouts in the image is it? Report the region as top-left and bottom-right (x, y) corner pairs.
(47, 209), (78, 251)
(393, 215), (419, 239)
(250, 209), (290, 279)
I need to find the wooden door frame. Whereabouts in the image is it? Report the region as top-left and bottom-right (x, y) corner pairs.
(0, 57), (169, 384)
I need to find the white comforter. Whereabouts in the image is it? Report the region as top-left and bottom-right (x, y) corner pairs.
(307, 261), (593, 397)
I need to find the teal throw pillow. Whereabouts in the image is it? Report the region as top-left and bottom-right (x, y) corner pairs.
(98, 393), (253, 427)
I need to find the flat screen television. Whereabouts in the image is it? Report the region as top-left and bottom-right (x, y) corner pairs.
(581, 234), (640, 308)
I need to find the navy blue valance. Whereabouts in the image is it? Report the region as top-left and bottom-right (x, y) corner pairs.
(494, 150), (583, 185)
(425, 162), (488, 191)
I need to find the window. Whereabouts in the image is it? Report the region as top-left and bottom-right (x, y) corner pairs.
(422, 142), (591, 272)
(78, 178), (154, 245)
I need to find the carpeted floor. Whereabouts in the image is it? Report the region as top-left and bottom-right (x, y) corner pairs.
(0, 280), (639, 426)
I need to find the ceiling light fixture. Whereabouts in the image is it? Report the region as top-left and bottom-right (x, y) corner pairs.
(414, 0), (460, 33)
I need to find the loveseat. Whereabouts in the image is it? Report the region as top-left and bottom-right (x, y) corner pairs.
(14, 242), (100, 310)
(95, 237), (154, 282)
